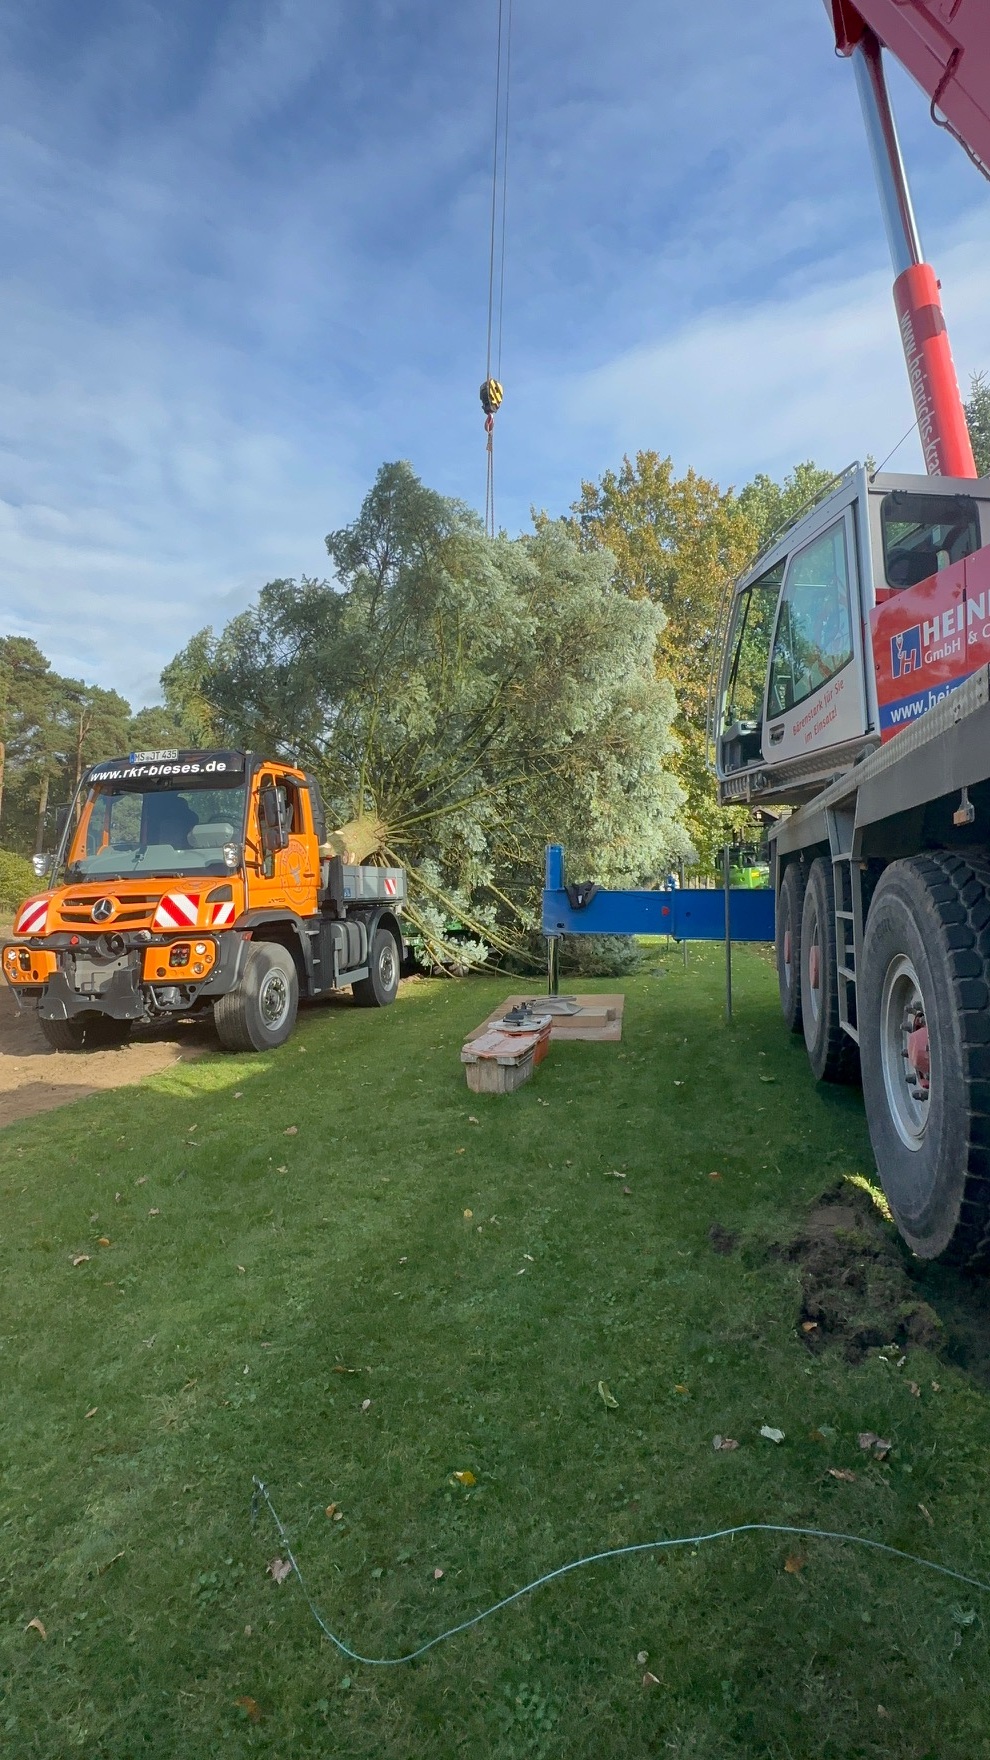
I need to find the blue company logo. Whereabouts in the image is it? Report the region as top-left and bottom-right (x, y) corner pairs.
(890, 625), (922, 679)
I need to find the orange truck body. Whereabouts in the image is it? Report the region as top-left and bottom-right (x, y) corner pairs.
(2, 748), (406, 1052)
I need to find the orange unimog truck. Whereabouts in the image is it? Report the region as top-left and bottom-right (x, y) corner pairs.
(1, 749), (406, 1053)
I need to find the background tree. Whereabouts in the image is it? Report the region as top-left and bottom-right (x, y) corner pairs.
(167, 461), (689, 964)
(965, 371), (990, 476)
(568, 453), (836, 871)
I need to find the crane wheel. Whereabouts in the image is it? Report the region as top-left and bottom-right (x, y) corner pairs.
(776, 861), (806, 1034)
(40, 1014), (132, 1052)
(352, 927), (400, 1008)
(860, 851), (990, 1266)
(214, 941), (299, 1052)
(800, 857), (859, 1084)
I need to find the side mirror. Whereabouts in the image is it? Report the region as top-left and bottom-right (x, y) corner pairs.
(258, 785), (290, 858)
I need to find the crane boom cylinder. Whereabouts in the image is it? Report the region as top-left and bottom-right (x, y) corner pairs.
(849, 27), (976, 478)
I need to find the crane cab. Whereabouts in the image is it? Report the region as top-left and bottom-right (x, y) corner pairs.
(714, 465), (990, 807)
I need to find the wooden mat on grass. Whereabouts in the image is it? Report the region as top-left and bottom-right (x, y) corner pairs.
(465, 993), (625, 1044)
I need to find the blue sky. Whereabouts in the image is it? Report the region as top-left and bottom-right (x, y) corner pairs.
(1, 0), (988, 707)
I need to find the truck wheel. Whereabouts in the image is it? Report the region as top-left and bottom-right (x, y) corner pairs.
(352, 927), (400, 1008)
(213, 941), (299, 1052)
(800, 856), (859, 1084)
(859, 852), (990, 1265)
(776, 861), (805, 1033)
(40, 1014), (132, 1052)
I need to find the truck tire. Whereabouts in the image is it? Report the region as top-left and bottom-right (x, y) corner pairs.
(859, 852), (990, 1265)
(213, 941), (299, 1052)
(776, 861), (805, 1033)
(352, 926), (400, 1008)
(40, 1014), (132, 1052)
(800, 856), (859, 1084)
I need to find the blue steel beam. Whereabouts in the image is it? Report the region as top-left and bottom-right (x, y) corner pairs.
(542, 845), (775, 943)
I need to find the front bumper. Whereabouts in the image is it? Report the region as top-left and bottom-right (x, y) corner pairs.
(1, 932), (250, 1021)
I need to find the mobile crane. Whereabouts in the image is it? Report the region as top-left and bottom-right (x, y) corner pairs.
(713, 2), (990, 1264)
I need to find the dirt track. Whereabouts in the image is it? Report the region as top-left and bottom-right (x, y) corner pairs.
(0, 987), (217, 1129)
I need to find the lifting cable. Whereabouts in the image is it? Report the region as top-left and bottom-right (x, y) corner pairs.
(481, 0), (512, 538)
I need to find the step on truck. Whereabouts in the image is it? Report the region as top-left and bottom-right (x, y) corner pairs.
(2, 749), (406, 1053)
(712, 3), (990, 1264)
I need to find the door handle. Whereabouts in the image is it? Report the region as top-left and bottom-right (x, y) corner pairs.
(769, 724), (784, 745)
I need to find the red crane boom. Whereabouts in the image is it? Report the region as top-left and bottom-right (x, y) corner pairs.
(828, 1), (989, 478)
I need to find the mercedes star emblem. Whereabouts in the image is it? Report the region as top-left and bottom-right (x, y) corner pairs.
(91, 897), (115, 923)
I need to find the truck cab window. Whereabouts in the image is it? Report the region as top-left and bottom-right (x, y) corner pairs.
(768, 520), (852, 716)
(881, 491), (979, 589)
(720, 563), (783, 771)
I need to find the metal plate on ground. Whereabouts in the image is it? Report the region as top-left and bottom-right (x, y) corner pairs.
(465, 993), (625, 1044)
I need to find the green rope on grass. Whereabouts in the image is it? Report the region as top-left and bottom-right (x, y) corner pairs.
(251, 1476), (990, 1668)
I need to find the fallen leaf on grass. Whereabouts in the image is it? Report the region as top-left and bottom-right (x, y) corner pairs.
(235, 1696), (263, 1723)
(908, 1381), (921, 1398)
(234, 1091), (243, 1099)
(85, 1407), (98, 1419)
(858, 1431), (892, 1458)
(25, 1618), (46, 1640)
(433, 1567), (444, 1580)
(361, 1398), (372, 1412)
(636, 1650), (649, 1665)
(828, 1468), (857, 1483)
(149, 1208), (160, 1218)
(236, 1265), (246, 1274)
(673, 1384), (689, 1395)
(284, 1126), (298, 1136)
(71, 1254), (90, 1267)
(918, 1503), (934, 1525)
(760, 1425), (785, 1444)
(759, 1075), (777, 1084)
(96, 1237), (111, 1248)
(642, 1671), (660, 1688)
(332, 1365), (360, 1375)
(468, 1116), (480, 1125)
(623, 1187), (633, 1196)
(931, 1381), (942, 1393)
(136, 1176), (148, 1186)
(708, 1170), (722, 1181)
(598, 1380), (619, 1410)
(453, 1470), (476, 1486)
(801, 1321), (818, 1333)
(455, 1147), (466, 1155)
(267, 1558), (292, 1585)
(712, 1435), (739, 1451)
(523, 1253), (534, 1262)
(784, 1553), (806, 1574)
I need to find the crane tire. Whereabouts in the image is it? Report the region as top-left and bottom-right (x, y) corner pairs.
(213, 941), (299, 1052)
(860, 851), (990, 1266)
(776, 860), (806, 1034)
(352, 927), (400, 1008)
(800, 856), (859, 1084)
(40, 1014), (132, 1052)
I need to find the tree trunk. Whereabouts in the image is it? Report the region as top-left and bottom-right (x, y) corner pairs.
(0, 740), (5, 835)
(35, 772), (50, 855)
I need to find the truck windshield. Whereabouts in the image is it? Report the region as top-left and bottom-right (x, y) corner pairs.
(60, 781), (247, 883)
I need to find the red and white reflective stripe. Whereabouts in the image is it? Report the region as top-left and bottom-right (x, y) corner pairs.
(15, 896), (48, 935)
(210, 900), (235, 926)
(384, 875), (397, 896)
(152, 891), (201, 929)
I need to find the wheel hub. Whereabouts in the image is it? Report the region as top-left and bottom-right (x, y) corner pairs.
(259, 970), (289, 1028)
(879, 954), (930, 1151)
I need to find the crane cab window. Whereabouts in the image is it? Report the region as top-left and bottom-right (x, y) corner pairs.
(881, 491), (979, 589)
(720, 561), (784, 771)
(768, 520), (853, 716)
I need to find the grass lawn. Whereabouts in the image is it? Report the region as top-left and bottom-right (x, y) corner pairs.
(2, 946), (990, 1757)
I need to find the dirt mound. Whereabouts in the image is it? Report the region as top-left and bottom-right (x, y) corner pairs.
(782, 1181), (943, 1362)
(0, 987), (215, 1128)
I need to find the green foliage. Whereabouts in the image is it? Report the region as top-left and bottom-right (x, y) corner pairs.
(1, 957), (988, 1756)
(736, 460), (839, 551)
(166, 461), (689, 964)
(0, 846), (35, 914)
(965, 371), (990, 477)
